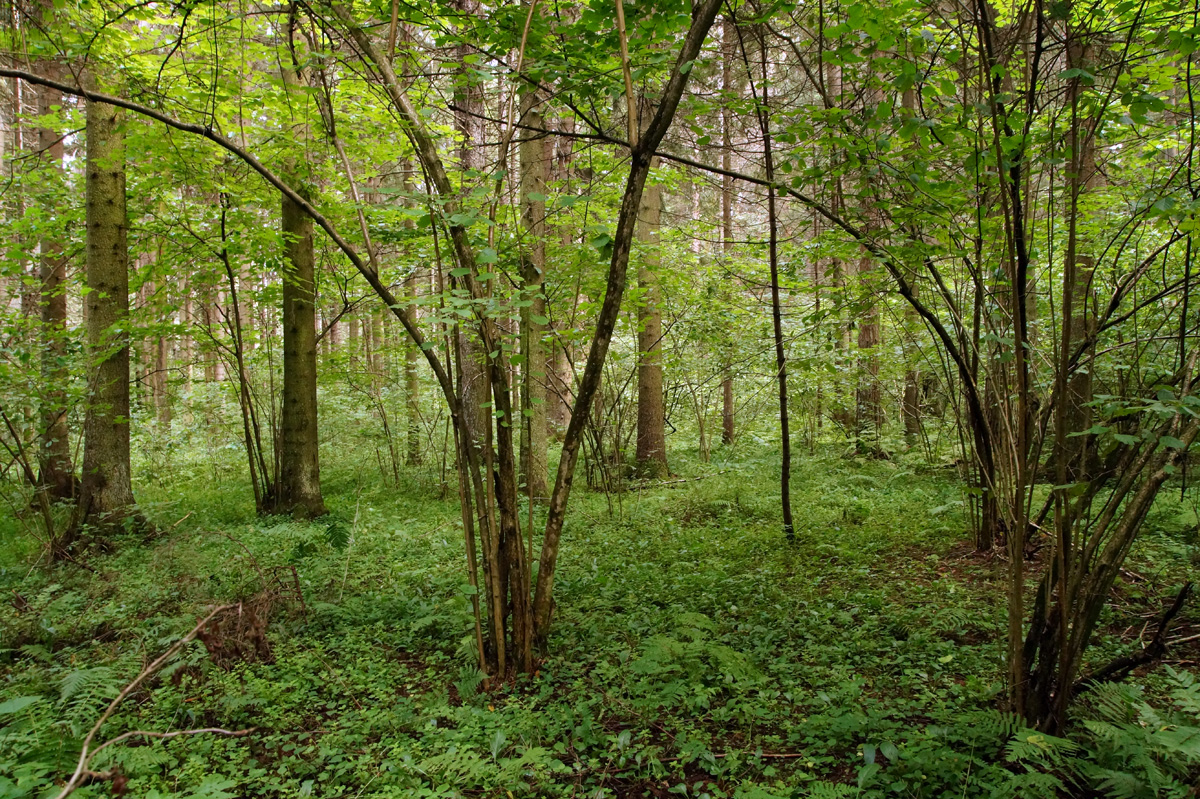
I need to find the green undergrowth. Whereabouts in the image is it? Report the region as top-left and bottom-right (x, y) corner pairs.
(0, 442), (1197, 798)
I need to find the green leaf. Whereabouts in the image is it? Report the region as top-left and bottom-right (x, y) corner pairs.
(325, 522), (351, 551)
(0, 695), (40, 715)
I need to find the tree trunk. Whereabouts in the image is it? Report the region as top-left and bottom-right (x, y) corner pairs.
(271, 23), (327, 519)
(277, 189), (327, 518)
(405, 305), (422, 465)
(854, 76), (883, 442)
(548, 118), (576, 433)
(900, 86), (921, 446)
(635, 177), (668, 477)
(36, 66), (76, 499)
(519, 89), (550, 500)
(400, 162), (423, 466)
(720, 16), (736, 446)
(1057, 32), (1100, 482)
(78, 98), (137, 530)
(761, 75), (792, 543)
(737, 19), (794, 541)
(453, 0), (489, 455)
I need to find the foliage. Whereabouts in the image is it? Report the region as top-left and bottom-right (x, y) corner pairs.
(0, 443), (1195, 796)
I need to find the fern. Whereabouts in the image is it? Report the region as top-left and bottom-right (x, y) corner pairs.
(453, 664), (485, 702)
(324, 521), (351, 551)
(1069, 670), (1200, 799)
(803, 782), (856, 798)
(58, 666), (117, 708)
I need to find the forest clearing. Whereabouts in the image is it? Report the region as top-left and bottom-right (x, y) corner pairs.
(1, 0), (1200, 794)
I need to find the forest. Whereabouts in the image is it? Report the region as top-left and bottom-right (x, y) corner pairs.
(0, 0), (1199, 793)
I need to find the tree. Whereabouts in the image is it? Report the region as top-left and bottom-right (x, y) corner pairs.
(276, 187), (327, 518)
(34, 63), (75, 499)
(634, 168), (668, 477)
(519, 86), (550, 500)
(76, 97), (137, 533)
(272, 21), (326, 519)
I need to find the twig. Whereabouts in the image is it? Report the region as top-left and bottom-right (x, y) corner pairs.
(625, 470), (731, 491)
(87, 726), (254, 762)
(54, 605), (239, 799)
(1073, 582), (1193, 697)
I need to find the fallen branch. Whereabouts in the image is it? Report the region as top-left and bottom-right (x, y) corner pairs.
(1072, 581), (1193, 698)
(625, 471), (732, 491)
(55, 604), (250, 799)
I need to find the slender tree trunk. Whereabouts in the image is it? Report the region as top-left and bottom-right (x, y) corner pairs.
(549, 118), (576, 433)
(766, 121), (792, 542)
(532, 0), (724, 634)
(453, 0), (489, 454)
(519, 89), (550, 499)
(181, 289), (194, 392)
(403, 163), (423, 466)
(854, 73), (883, 441)
(738, 19), (793, 541)
(720, 16), (736, 446)
(36, 66), (76, 498)
(153, 336), (170, 424)
(900, 85), (921, 447)
(635, 176), (668, 476)
(78, 98), (137, 530)
(405, 299), (422, 464)
(1058, 31), (1100, 482)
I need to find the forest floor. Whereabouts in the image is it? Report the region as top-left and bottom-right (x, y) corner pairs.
(1, 441), (1198, 798)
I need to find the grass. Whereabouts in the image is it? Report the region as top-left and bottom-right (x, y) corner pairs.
(0, 420), (1197, 798)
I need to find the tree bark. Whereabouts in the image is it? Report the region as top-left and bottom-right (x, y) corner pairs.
(453, 0), (489, 455)
(1057, 31), (1100, 482)
(635, 177), (668, 476)
(277, 189), (327, 518)
(403, 165), (423, 466)
(36, 64), (76, 499)
(759, 48), (793, 543)
(78, 98), (137, 528)
(272, 20), (327, 519)
(854, 73), (883, 441)
(720, 16), (736, 446)
(519, 89), (550, 499)
(900, 86), (921, 447)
